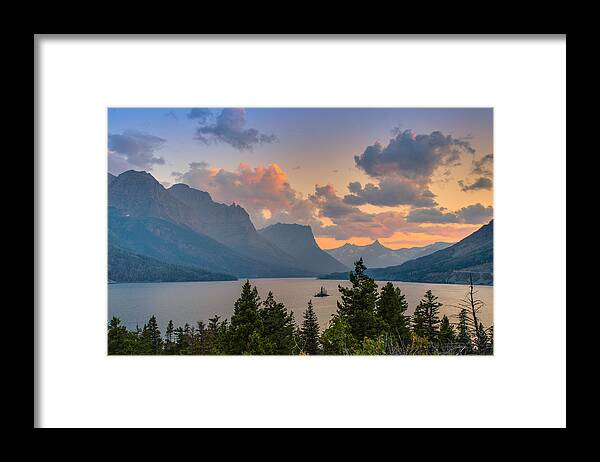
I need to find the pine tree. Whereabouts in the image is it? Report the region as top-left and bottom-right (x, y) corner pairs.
(455, 275), (492, 355)
(138, 322), (152, 354)
(475, 322), (490, 355)
(259, 291), (295, 354)
(145, 315), (163, 354)
(337, 258), (381, 341)
(456, 308), (473, 354)
(487, 325), (494, 355)
(377, 282), (410, 344)
(190, 321), (207, 354)
(206, 315), (228, 355)
(229, 280), (263, 354)
(108, 317), (128, 354)
(320, 314), (357, 355)
(413, 290), (442, 342)
(300, 300), (321, 355)
(438, 315), (455, 350)
(130, 324), (143, 354)
(174, 326), (186, 354)
(164, 320), (175, 355)
(411, 303), (427, 339)
(182, 323), (192, 354)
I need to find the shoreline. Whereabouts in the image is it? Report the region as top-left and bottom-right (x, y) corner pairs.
(108, 277), (493, 288)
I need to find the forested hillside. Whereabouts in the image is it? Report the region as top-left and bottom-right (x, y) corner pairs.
(108, 244), (236, 283)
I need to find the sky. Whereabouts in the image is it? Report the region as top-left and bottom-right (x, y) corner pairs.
(108, 108), (493, 249)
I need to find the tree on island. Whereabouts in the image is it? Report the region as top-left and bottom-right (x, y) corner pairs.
(107, 264), (494, 356)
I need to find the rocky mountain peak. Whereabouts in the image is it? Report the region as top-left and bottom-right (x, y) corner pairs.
(259, 222), (348, 273)
(370, 239), (386, 249)
(168, 183), (213, 202)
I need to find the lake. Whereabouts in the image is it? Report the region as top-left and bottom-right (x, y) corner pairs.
(108, 278), (493, 332)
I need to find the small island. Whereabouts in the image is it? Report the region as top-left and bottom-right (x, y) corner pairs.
(314, 286), (329, 297)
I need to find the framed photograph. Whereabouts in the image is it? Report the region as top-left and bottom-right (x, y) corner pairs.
(35, 35), (566, 428)
(107, 107), (493, 357)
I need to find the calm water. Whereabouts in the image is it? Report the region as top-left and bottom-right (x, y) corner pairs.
(108, 278), (493, 331)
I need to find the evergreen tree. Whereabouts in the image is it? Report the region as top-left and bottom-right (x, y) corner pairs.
(182, 323), (193, 354)
(411, 304), (427, 339)
(320, 314), (357, 355)
(413, 290), (442, 342)
(300, 300), (321, 355)
(456, 308), (473, 354)
(174, 325), (186, 354)
(145, 315), (163, 354)
(206, 315), (228, 355)
(475, 322), (491, 355)
(172, 323), (193, 355)
(130, 324), (143, 354)
(229, 280), (263, 354)
(164, 320), (175, 355)
(438, 315), (456, 350)
(352, 336), (386, 355)
(259, 291), (295, 354)
(245, 330), (267, 355)
(189, 321), (207, 354)
(107, 274), (490, 357)
(455, 275), (493, 355)
(138, 322), (152, 354)
(108, 317), (128, 354)
(377, 282), (410, 344)
(337, 258), (381, 341)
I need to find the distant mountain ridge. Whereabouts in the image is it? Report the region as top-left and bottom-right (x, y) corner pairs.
(320, 221), (493, 285)
(326, 239), (453, 268)
(259, 223), (348, 274)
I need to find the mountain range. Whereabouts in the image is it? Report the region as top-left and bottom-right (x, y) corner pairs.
(320, 220), (493, 285)
(325, 240), (453, 269)
(108, 170), (347, 281)
(108, 170), (493, 285)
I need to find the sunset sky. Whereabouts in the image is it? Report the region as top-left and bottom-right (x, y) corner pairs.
(108, 108), (493, 249)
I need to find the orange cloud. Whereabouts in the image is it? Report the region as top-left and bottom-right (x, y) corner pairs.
(172, 161), (319, 228)
(172, 162), (490, 246)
